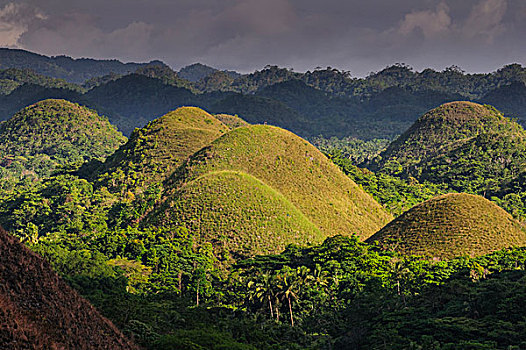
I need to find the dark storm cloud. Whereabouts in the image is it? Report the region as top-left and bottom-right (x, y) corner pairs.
(0, 0), (523, 76)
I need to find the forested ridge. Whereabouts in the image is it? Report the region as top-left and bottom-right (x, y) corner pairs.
(1, 48), (526, 138)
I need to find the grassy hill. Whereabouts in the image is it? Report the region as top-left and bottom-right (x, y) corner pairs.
(0, 99), (126, 186)
(87, 106), (229, 192)
(146, 125), (392, 257)
(367, 102), (526, 192)
(0, 227), (138, 349)
(367, 193), (526, 259)
(157, 170), (324, 259)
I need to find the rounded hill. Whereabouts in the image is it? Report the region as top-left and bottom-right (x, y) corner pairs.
(88, 106), (229, 192)
(367, 101), (526, 193)
(0, 99), (126, 182)
(147, 124), (392, 252)
(369, 101), (514, 172)
(156, 170), (324, 259)
(0, 227), (138, 349)
(366, 193), (526, 259)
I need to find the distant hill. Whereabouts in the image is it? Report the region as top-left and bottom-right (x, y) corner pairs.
(481, 81), (526, 121)
(134, 64), (197, 92)
(0, 68), (83, 94)
(0, 226), (138, 349)
(145, 125), (392, 259)
(0, 50), (524, 141)
(367, 193), (526, 259)
(0, 99), (126, 185)
(86, 106), (229, 192)
(0, 48), (165, 83)
(179, 63), (241, 82)
(367, 101), (526, 193)
(0, 84), (83, 121)
(83, 74), (198, 135)
(213, 113), (249, 129)
(209, 93), (314, 136)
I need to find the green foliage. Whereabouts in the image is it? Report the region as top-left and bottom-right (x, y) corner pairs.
(0, 99), (126, 188)
(328, 151), (445, 216)
(0, 68), (84, 94)
(84, 106), (229, 194)
(135, 64), (197, 92)
(0, 47), (165, 83)
(310, 136), (390, 164)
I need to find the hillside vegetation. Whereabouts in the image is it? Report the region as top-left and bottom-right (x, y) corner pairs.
(0, 99), (126, 187)
(367, 193), (526, 258)
(368, 102), (526, 191)
(147, 125), (392, 253)
(0, 48), (164, 83)
(86, 106), (229, 193)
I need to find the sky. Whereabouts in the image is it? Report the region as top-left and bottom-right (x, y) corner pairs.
(0, 0), (524, 76)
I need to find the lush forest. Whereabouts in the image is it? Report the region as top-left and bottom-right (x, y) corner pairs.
(2, 49), (526, 349)
(0, 49), (525, 139)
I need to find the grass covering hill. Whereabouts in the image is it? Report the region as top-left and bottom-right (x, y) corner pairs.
(0, 99), (126, 187)
(162, 170), (324, 259)
(147, 125), (392, 254)
(86, 106), (229, 193)
(367, 193), (526, 259)
(367, 102), (526, 192)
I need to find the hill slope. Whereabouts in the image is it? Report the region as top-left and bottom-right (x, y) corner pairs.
(367, 101), (526, 192)
(160, 170), (324, 259)
(147, 125), (392, 254)
(0, 227), (138, 349)
(88, 106), (229, 192)
(367, 193), (526, 258)
(0, 99), (126, 184)
(0, 48), (164, 83)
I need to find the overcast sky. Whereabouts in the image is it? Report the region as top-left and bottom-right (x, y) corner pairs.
(0, 0), (524, 76)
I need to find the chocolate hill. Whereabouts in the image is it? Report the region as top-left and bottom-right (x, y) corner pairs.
(0, 227), (138, 349)
(366, 193), (526, 259)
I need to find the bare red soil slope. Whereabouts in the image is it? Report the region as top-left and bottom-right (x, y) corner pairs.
(0, 227), (139, 350)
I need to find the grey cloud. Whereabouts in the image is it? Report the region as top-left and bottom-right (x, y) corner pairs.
(0, 0), (524, 76)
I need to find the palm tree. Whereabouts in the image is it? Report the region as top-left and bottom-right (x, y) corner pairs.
(276, 268), (301, 327)
(247, 272), (276, 319)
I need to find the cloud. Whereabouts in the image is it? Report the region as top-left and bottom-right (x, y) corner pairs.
(0, 0), (522, 76)
(462, 0), (507, 41)
(398, 2), (451, 38)
(0, 2), (45, 47)
(19, 12), (155, 61)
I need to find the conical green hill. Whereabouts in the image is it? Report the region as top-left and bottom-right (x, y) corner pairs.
(89, 106), (230, 191)
(154, 170), (324, 259)
(0, 99), (126, 182)
(368, 101), (521, 174)
(150, 125), (393, 243)
(366, 193), (526, 259)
